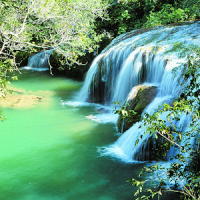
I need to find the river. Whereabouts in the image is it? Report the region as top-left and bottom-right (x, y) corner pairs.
(0, 69), (160, 200)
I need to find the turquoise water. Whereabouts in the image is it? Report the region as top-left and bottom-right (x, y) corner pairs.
(0, 70), (167, 200)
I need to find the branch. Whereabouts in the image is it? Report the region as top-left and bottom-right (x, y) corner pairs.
(16, 8), (30, 36)
(156, 130), (185, 151)
(5, 8), (30, 38)
(0, 42), (5, 54)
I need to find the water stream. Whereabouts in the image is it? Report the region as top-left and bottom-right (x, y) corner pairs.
(0, 70), (161, 200)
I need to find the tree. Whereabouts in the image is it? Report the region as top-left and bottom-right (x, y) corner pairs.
(95, 0), (200, 37)
(0, 0), (108, 96)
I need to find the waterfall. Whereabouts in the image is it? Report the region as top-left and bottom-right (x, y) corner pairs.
(22, 50), (52, 71)
(78, 21), (200, 162)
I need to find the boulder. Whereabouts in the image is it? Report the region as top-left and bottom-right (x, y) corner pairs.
(117, 85), (158, 133)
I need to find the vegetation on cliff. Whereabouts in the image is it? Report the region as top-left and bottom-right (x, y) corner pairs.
(95, 0), (200, 37)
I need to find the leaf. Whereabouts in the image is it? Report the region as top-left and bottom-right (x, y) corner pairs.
(123, 110), (129, 116)
(135, 139), (139, 147)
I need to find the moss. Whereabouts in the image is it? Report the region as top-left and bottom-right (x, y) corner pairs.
(117, 85), (158, 133)
(134, 87), (156, 112)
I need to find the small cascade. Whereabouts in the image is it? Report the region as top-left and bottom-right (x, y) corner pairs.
(78, 21), (200, 162)
(22, 50), (52, 71)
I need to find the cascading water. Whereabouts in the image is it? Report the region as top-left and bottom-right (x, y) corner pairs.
(22, 49), (52, 71)
(78, 21), (200, 163)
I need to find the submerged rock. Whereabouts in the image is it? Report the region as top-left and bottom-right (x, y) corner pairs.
(117, 85), (158, 133)
(0, 88), (52, 109)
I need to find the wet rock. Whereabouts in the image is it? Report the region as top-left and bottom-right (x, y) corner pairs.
(117, 85), (158, 133)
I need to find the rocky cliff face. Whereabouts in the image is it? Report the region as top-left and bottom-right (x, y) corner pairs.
(117, 85), (158, 133)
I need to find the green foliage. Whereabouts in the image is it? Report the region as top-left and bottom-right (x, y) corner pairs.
(113, 102), (139, 123)
(144, 4), (187, 27)
(144, 0), (200, 28)
(180, 0), (200, 20)
(0, 60), (17, 97)
(96, 0), (199, 37)
(0, 0), (108, 102)
(95, 0), (156, 36)
(0, 107), (6, 121)
(0, 59), (16, 121)
(0, 0), (108, 65)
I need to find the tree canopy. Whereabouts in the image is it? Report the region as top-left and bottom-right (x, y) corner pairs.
(95, 0), (200, 36)
(0, 0), (108, 95)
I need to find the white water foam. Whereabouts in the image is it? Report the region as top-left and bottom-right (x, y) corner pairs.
(21, 66), (49, 71)
(61, 100), (118, 124)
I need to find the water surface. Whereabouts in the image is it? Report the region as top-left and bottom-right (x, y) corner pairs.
(0, 70), (168, 200)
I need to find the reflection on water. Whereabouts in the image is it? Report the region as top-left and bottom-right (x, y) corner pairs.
(0, 70), (169, 200)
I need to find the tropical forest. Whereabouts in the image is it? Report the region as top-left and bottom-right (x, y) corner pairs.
(0, 0), (200, 199)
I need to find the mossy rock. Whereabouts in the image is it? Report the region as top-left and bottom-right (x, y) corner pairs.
(117, 85), (158, 133)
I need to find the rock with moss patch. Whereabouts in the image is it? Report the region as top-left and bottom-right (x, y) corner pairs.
(117, 85), (158, 133)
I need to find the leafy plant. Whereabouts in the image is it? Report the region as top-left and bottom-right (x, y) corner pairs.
(144, 4), (187, 27)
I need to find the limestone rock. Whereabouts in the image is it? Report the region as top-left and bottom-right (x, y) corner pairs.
(117, 85), (158, 133)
